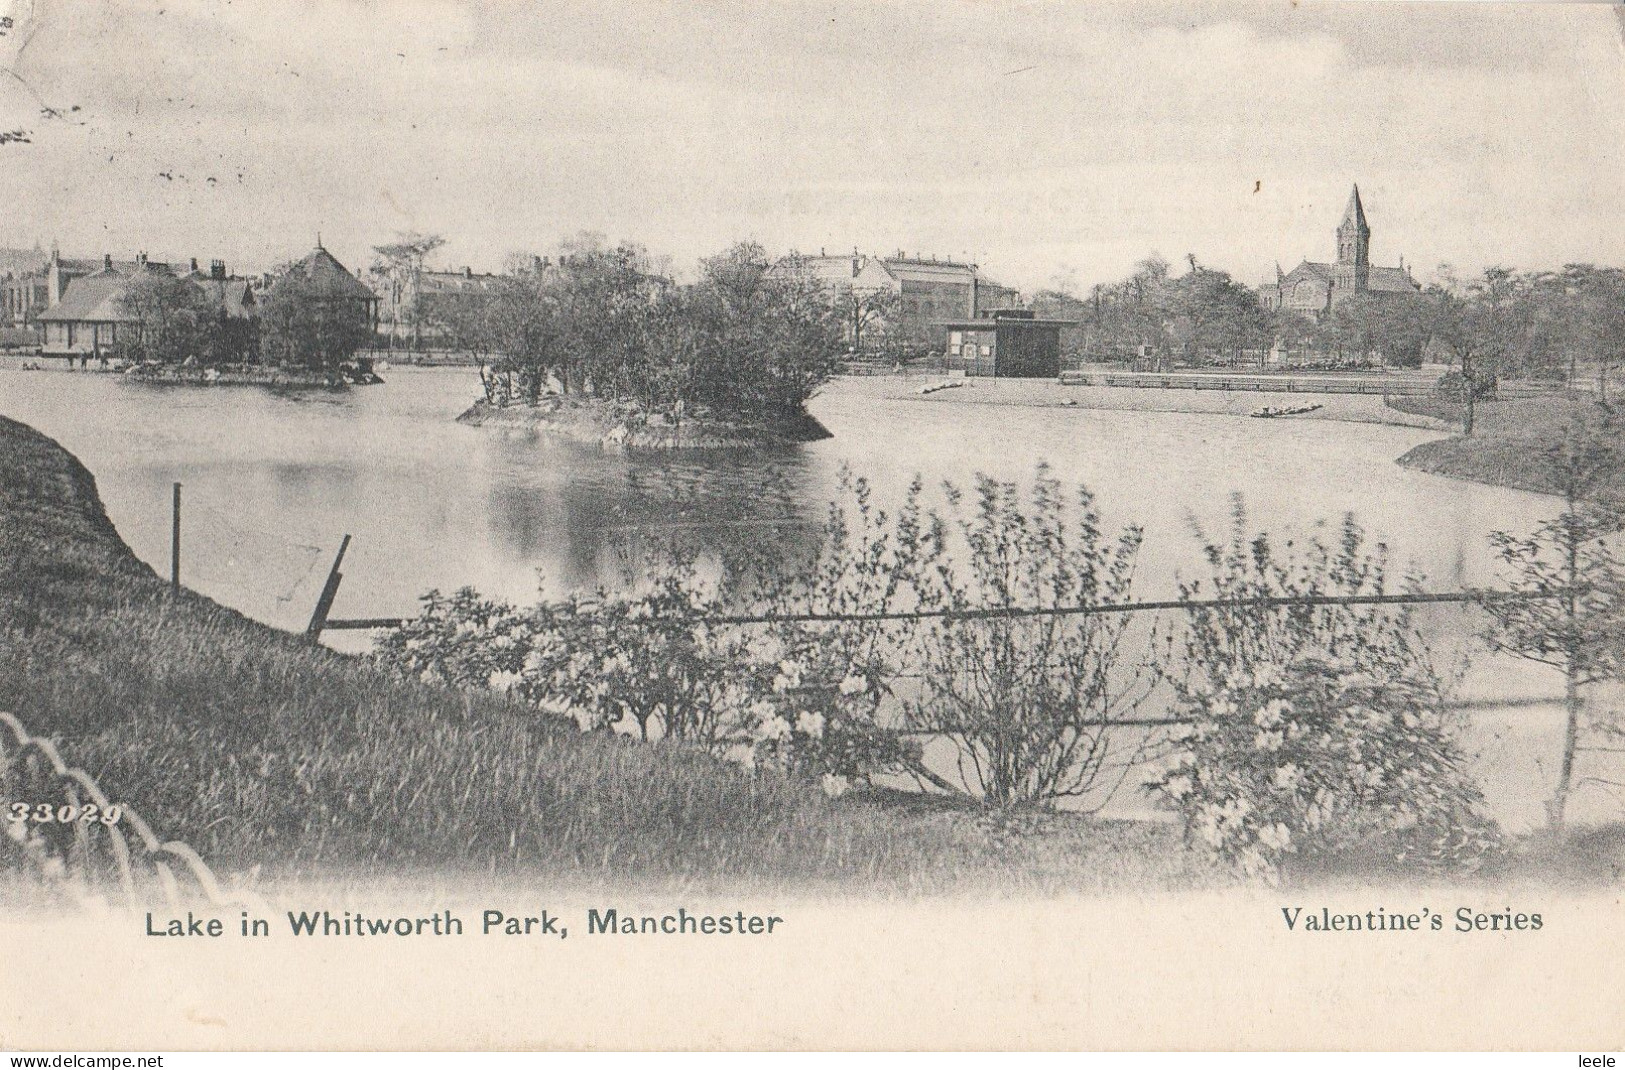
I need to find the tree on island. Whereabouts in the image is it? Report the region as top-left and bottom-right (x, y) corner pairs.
(258, 270), (374, 372)
(467, 238), (842, 424)
(116, 273), (214, 365)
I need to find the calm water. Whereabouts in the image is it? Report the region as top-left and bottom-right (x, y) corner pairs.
(1, 363), (1613, 830)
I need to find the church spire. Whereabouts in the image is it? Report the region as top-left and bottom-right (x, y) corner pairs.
(1340, 184), (1368, 232)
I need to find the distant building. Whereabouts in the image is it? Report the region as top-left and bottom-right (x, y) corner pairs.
(183, 258), (259, 321)
(943, 310), (1070, 378)
(370, 262), (499, 344)
(780, 249), (1021, 345)
(1258, 185), (1420, 318)
(4, 248), (162, 329)
(36, 253), (256, 359)
(268, 243), (380, 327)
(37, 253), (175, 357)
(0, 244), (48, 327)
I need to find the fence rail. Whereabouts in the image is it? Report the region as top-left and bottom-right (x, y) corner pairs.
(1057, 370), (1559, 398)
(1, 710), (260, 910)
(320, 587), (1565, 636)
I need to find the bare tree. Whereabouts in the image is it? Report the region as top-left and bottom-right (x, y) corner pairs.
(372, 231), (446, 349)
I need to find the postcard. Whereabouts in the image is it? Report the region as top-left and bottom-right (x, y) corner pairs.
(2, 0), (1622, 1052)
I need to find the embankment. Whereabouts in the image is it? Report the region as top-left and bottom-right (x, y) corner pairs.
(833, 374), (1454, 430)
(0, 415), (1187, 893)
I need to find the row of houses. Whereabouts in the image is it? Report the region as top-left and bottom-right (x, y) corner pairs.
(1, 244), (377, 359)
(5, 237), (1063, 376)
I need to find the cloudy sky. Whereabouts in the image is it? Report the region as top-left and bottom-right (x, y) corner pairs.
(2, 0), (1623, 290)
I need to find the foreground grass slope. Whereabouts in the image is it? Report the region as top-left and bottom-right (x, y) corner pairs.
(0, 415), (1196, 893)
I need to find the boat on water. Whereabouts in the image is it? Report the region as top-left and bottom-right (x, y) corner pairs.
(1250, 403), (1323, 419)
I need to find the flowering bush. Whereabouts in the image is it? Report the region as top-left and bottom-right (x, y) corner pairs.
(905, 467), (1156, 808)
(374, 588), (542, 699)
(1157, 502), (1500, 882)
(736, 656), (919, 780)
(376, 530), (919, 785)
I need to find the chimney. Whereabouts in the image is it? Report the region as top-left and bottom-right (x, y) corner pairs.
(190, 257), (200, 273)
(465, 266), (472, 278)
(819, 247), (825, 257)
(103, 254), (112, 271)
(211, 259), (226, 280)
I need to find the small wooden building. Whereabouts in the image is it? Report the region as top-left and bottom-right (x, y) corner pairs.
(944, 310), (1071, 378)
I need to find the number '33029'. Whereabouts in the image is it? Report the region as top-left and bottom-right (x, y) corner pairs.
(5, 802), (122, 824)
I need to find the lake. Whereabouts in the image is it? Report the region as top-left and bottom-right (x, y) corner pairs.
(1, 362), (1613, 830)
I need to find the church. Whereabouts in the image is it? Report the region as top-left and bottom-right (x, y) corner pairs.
(1258, 185), (1421, 317)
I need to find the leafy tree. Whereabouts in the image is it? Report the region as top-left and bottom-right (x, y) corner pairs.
(1324, 292), (1432, 367)
(258, 270), (373, 372)
(116, 273), (212, 364)
(835, 283), (900, 357)
(485, 272), (566, 403)
(1166, 266), (1270, 365)
(1544, 265), (1625, 398)
(1427, 268), (1527, 435)
(687, 244), (843, 416)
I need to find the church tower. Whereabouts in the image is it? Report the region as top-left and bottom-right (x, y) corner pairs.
(1334, 184), (1370, 294)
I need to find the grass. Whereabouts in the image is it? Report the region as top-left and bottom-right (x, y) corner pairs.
(1391, 392), (1625, 499)
(0, 414), (1201, 895)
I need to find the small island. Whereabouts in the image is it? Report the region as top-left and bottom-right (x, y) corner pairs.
(29, 244), (381, 391)
(428, 240), (845, 451)
(458, 394), (831, 451)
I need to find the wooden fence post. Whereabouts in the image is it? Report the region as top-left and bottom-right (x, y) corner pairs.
(170, 482), (181, 597)
(306, 534), (353, 639)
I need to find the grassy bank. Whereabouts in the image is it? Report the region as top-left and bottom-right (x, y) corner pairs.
(0, 414), (1195, 894)
(1392, 393), (1623, 499)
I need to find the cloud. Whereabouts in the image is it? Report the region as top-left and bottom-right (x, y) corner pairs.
(3, 0), (1622, 290)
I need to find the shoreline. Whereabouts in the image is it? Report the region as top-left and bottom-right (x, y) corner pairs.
(458, 396), (833, 451)
(825, 374), (1595, 501)
(830, 373), (1457, 431)
(0, 358), (366, 390)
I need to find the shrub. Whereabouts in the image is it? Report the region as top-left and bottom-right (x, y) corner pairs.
(1434, 368), (1497, 401)
(1157, 501), (1500, 881)
(904, 467), (1156, 809)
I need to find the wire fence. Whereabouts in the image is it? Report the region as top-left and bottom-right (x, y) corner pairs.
(321, 586), (1568, 633)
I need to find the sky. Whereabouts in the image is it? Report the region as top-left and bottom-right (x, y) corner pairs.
(2, 0), (1623, 292)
